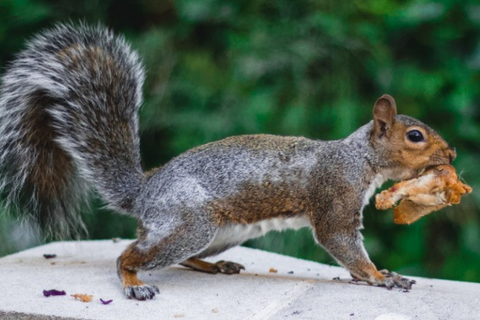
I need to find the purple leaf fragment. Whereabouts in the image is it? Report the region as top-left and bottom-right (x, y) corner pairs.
(100, 299), (113, 305)
(43, 289), (66, 297)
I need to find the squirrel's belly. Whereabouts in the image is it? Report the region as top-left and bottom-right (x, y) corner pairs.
(209, 216), (311, 250)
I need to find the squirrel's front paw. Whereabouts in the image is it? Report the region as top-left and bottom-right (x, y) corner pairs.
(377, 269), (416, 290)
(124, 284), (160, 300)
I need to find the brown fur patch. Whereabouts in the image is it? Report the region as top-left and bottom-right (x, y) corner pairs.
(209, 179), (311, 226)
(117, 241), (152, 288)
(21, 93), (74, 204)
(357, 263), (385, 282)
(119, 269), (145, 288)
(372, 120), (455, 181)
(56, 44), (81, 67)
(117, 222), (192, 282)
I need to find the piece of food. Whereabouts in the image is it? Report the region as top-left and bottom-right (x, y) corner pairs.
(71, 294), (93, 302)
(43, 289), (66, 297)
(100, 298), (113, 305)
(375, 164), (472, 224)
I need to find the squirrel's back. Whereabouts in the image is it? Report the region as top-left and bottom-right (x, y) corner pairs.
(0, 23), (145, 237)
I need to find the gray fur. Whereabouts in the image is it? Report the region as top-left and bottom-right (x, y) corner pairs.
(136, 127), (378, 261)
(0, 23), (144, 237)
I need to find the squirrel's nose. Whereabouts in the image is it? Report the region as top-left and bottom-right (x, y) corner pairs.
(447, 148), (456, 164)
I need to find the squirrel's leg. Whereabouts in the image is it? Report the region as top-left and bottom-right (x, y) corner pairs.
(117, 216), (218, 300)
(180, 258), (245, 274)
(116, 242), (160, 301)
(180, 240), (246, 274)
(314, 224), (415, 290)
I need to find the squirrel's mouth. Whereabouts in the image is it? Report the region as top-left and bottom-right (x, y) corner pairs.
(412, 166), (432, 179)
(415, 155), (454, 178)
(415, 164), (446, 178)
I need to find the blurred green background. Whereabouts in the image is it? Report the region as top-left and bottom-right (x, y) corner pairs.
(0, 0), (479, 282)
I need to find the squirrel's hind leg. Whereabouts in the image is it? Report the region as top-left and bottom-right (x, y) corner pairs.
(117, 215), (218, 300)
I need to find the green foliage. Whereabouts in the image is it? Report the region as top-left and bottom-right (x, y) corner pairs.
(0, 0), (479, 283)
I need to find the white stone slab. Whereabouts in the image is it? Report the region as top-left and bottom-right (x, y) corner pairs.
(0, 240), (479, 320)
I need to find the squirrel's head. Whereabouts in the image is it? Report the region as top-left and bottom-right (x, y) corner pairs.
(370, 94), (456, 181)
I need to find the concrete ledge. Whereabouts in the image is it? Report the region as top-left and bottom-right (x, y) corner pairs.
(0, 240), (479, 320)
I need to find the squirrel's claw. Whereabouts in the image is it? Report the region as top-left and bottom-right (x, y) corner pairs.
(124, 284), (160, 300)
(378, 269), (416, 290)
(215, 260), (245, 274)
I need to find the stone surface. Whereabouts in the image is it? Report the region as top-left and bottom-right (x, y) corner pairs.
(0, 240), (479, 320)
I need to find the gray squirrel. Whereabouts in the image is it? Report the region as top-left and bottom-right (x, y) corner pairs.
(0, 24), (456, 300)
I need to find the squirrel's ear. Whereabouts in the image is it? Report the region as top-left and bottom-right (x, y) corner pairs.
(373, 94), (397, 138)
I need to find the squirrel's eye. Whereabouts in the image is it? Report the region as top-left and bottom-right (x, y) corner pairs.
(406, 130), (425, 143)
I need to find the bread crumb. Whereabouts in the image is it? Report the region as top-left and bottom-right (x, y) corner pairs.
(71, 294), (93, 302)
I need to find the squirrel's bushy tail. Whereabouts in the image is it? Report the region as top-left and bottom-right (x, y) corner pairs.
(0, 23), (145, 237)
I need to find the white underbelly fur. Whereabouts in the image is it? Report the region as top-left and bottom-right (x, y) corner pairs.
(210, 215), (311, 249)
(362, 173), (387, 208)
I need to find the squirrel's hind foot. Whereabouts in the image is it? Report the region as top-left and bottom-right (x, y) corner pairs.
(377, 269), (416, 290)
(215, 260), (245, 274)
(124, 284), (160, 300)
(181, 258), (245, 274)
